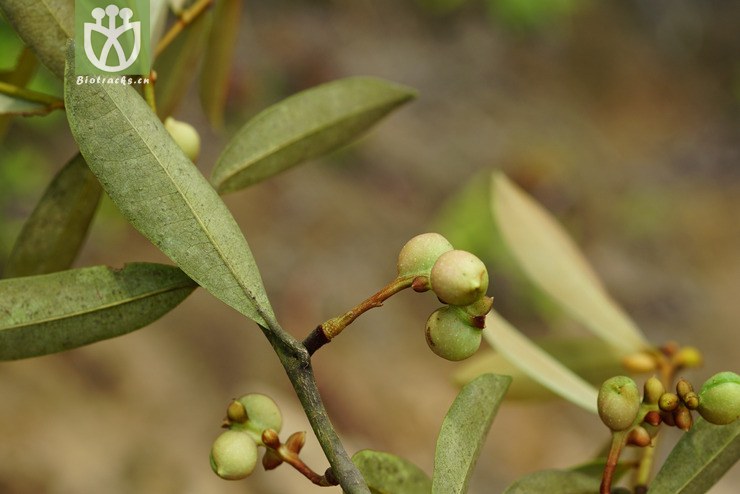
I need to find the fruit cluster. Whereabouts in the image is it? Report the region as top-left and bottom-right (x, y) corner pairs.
(210, 394), (283, 480)
(397, 233), (492, 361)
(597, 372), (740, 441)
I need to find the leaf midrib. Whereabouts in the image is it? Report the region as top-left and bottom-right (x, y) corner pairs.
(2, 280), (194, 330)
(102, 83), (268, 325)
(215, 87), (410, 188)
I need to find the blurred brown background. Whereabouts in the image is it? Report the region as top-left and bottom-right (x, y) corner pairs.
(1, 1), (738, 493)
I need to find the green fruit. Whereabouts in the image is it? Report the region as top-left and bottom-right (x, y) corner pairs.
(697, 371), (740, 425)
(210, 430), (258, 480)
(229, 393), (283, 443)
(425, 306), (482, 361)
(598, 376), (641, 432)
(164, 116), (201, 162)
(643, 376), (665, 405)
(396, 233), (453, 278)
(430, 250), (489, 306)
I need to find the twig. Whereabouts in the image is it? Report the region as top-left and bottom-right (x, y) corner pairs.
(155, 0), (214, 57)
(258, 317), (370, 494)
(303, 276), (416, 355)
(0, 81), (64, 113)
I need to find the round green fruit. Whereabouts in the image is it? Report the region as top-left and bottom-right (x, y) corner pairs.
(210, 430), (258, 480)
(164, 116), (201, 162)
(397, 233), (454, 278)
(697, 371), (740, 425)
(598, 376), (641, 432)
(228, 393), (283, 443)
(425, 306), (482, 361)
(430, 250), (489, 306)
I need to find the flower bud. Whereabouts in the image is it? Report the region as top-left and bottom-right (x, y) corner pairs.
(227, 399), (248, 424)
(696, 371), (740, 425)
(673, 404), (693, 431)
(659, 393), (679, 412)
(286, 431), (306, 454)
(164, 117), (201, 162)
(673, 346), (703, 369)
(430, 250), (489, 306)
(644, 410), (662, 426)
(210, 430), (258, 480)
(643, 376), (665, 405)
(397, 233), (453, 278)
(425, 306), (482, 361)
(676, 378), (694, 401)
(262, 448), (283, 471)
(627, 426), (652, 447)
(463, 295), (494, 317)
(598, 376), (641, 432)
(622, 352), (657, 373)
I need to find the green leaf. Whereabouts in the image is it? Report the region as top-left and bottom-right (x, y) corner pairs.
(198, 0), (240, 129)
(64, 44), (275, 328)
(454, 337), (623, 401)
(503, 469), (600, 494)
(482, 311), (599, 413)
(0, 0), (73, 78)
(211, 76), (417, 193)
(153, 8), (212, 118)
(490, 172), (648, 354)
(5, 153), (101, 277)
(649, 418), (740, 494)
(0, 263), (197, 360)
(352, 450), (432, 494)
(432, 373), (511, 494)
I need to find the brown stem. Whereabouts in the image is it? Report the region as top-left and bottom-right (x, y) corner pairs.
(601, 431), (627, 494)
(155, 0), (214, 57)
(303, 276), (416, 355)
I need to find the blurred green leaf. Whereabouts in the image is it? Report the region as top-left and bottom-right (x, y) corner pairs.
(64, 45), (276, 328)
(490, 172), (647, 354)
(432, 373), (510, 494)
(154, 8), (212, 118)
(0, 0), (73, 78)
(198, 0), (240, 129)
(649, 418), (740, 494)
(211, 76), (417, 194)
(5, 153), (101, 277)
(0, 92), (48, 115)
(483, 311), (599, 413)
(352, 450), (431, 494)
(0, 263), (196, 360)
(454, 337), (623, 400)
(503, 469), (600, 494)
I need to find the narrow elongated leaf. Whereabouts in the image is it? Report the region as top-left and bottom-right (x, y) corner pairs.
(64, 45), (275, 328)
(154, 9), (212, 118)
(454, 337), (623, 400)
(211, 77), (417, 193)
(503, 469), (600, 494)
(432, 373), (511, 494)
(490, 172), (648, 354)
(483, 311), (599, 413)
(5, 153), (101, 277)
(0, 0), (73, 78)
(198, 0), (240, 129)
(0, 263), (196, 360)
(649, 418), (740, 494)
(352, 450), (432, 494)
